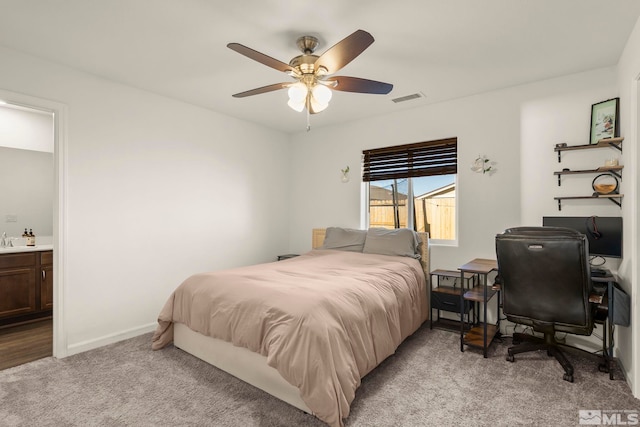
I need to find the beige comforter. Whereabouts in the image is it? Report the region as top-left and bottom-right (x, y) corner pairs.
(152, 249), (428, 427)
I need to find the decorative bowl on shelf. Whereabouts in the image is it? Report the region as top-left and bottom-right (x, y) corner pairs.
(594, 184), (616, 194)
(592, 173), (619, 195)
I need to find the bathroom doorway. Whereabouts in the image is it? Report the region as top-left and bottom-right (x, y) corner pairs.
(0, 90), (66, 367)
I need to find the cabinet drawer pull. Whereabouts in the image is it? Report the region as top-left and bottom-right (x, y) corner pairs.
(42, 270), (46, 281)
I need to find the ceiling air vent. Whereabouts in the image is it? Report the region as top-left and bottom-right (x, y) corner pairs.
(391, 92), (424, 103)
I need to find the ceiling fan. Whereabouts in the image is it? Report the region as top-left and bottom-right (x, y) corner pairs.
(227, 29), (393, 124)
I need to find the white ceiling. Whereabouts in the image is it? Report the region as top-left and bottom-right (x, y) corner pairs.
(1, 0), (639, 134)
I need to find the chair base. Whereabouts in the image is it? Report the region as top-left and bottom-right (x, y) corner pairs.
(506, 332), (574, 382)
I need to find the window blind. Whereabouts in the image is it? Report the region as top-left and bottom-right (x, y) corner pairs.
(362, 137), (457, 182)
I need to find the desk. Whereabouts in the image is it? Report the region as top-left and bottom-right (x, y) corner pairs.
(458, 258), (499, 358)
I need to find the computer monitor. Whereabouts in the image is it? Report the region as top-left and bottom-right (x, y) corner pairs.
(542, 216), (623, 258)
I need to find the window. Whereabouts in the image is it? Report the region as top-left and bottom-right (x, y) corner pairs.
(362, 137), (457, 242)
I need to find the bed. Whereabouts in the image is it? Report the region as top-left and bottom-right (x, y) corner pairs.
(152, 228), (429, 427)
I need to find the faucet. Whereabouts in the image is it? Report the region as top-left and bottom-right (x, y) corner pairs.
(1, 233), (15, 248)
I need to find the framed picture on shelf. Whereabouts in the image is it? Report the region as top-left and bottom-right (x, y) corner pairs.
(590, 98), (619, 144)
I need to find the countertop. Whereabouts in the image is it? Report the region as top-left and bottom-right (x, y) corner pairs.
(0, 235), (53, 254)
(0, 244), (53, 254)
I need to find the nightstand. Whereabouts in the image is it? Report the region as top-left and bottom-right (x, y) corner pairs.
(429, 269), (477, 331)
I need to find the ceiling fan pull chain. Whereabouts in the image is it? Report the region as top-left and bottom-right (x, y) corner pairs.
(306, 108), (311, 132)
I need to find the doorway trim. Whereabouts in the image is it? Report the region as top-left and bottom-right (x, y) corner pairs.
(0, 88), (68, 358)
(631, 73), (640, 398)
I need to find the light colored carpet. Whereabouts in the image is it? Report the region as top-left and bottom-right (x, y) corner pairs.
(0, 325), (638, 426)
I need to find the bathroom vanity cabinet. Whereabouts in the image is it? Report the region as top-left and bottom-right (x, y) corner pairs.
(0, 250), (53, 327)
(40, 251), (53, 310)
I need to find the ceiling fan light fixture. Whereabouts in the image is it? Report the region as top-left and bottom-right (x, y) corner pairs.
(312, 84), (332, 105)
(287, 82), (308, 112)
(228, 30), (393, 127)
(288, 82), (308, 102)
(287, 98), (306, 112)
(310, 96), (329, 113)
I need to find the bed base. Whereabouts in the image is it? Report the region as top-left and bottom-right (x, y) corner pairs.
(174, 229), (429, 420)
(174, 322), (312, 414)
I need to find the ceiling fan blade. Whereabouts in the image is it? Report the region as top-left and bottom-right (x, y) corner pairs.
(314, 30), (374, 74)
(232, 82), (290, 98)
(326, 76), (393, 94)
(227, 43), (296, 74)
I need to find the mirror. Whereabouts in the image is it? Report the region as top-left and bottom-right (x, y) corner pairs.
(0, 104), (54, 239)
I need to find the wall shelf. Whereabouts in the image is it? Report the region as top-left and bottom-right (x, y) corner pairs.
(554, 194), (623, 211)
(553, 165), (623, 186)
(553, 136), (623, 210)
(554, 137), (623, 162)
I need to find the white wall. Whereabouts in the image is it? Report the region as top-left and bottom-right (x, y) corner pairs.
(0, 147), (53, 236)
(520, 74), (622, 265)
(616, 14), (640, 397)
(0, 45), (292, 354)
(0, 105), (53, 152)
(288, 94), (523, 270)
(289, 68), (617, 269)
(0, 106), (54, 237)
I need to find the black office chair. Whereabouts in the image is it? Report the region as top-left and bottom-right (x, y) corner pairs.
(495, 226), (595, 382)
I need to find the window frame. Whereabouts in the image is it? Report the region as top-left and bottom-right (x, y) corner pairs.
(361, 177), (458, 247)
(361, 138), (458, 247)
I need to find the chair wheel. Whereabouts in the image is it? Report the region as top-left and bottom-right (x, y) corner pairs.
(563, 373), (574, 383)
(506, 354), (515, 362)
(547, 350), (553, 357)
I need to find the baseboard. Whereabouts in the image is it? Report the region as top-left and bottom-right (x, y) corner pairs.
(64, 322), (157, 357)
(615, 357), (634, 394)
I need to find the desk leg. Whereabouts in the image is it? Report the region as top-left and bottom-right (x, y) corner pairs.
(429, 274), (434, 330)
(482, 273), (488, 358)
(597, 280), (616, 380)
(460, 270), (465, 352)
(608, 280), (614, 380)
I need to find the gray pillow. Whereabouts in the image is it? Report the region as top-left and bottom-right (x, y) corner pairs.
(362, 228), (421, 259)
(321, 227), (367, 252)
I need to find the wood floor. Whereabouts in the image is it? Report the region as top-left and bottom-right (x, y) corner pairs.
(0, 319), (52, 370)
